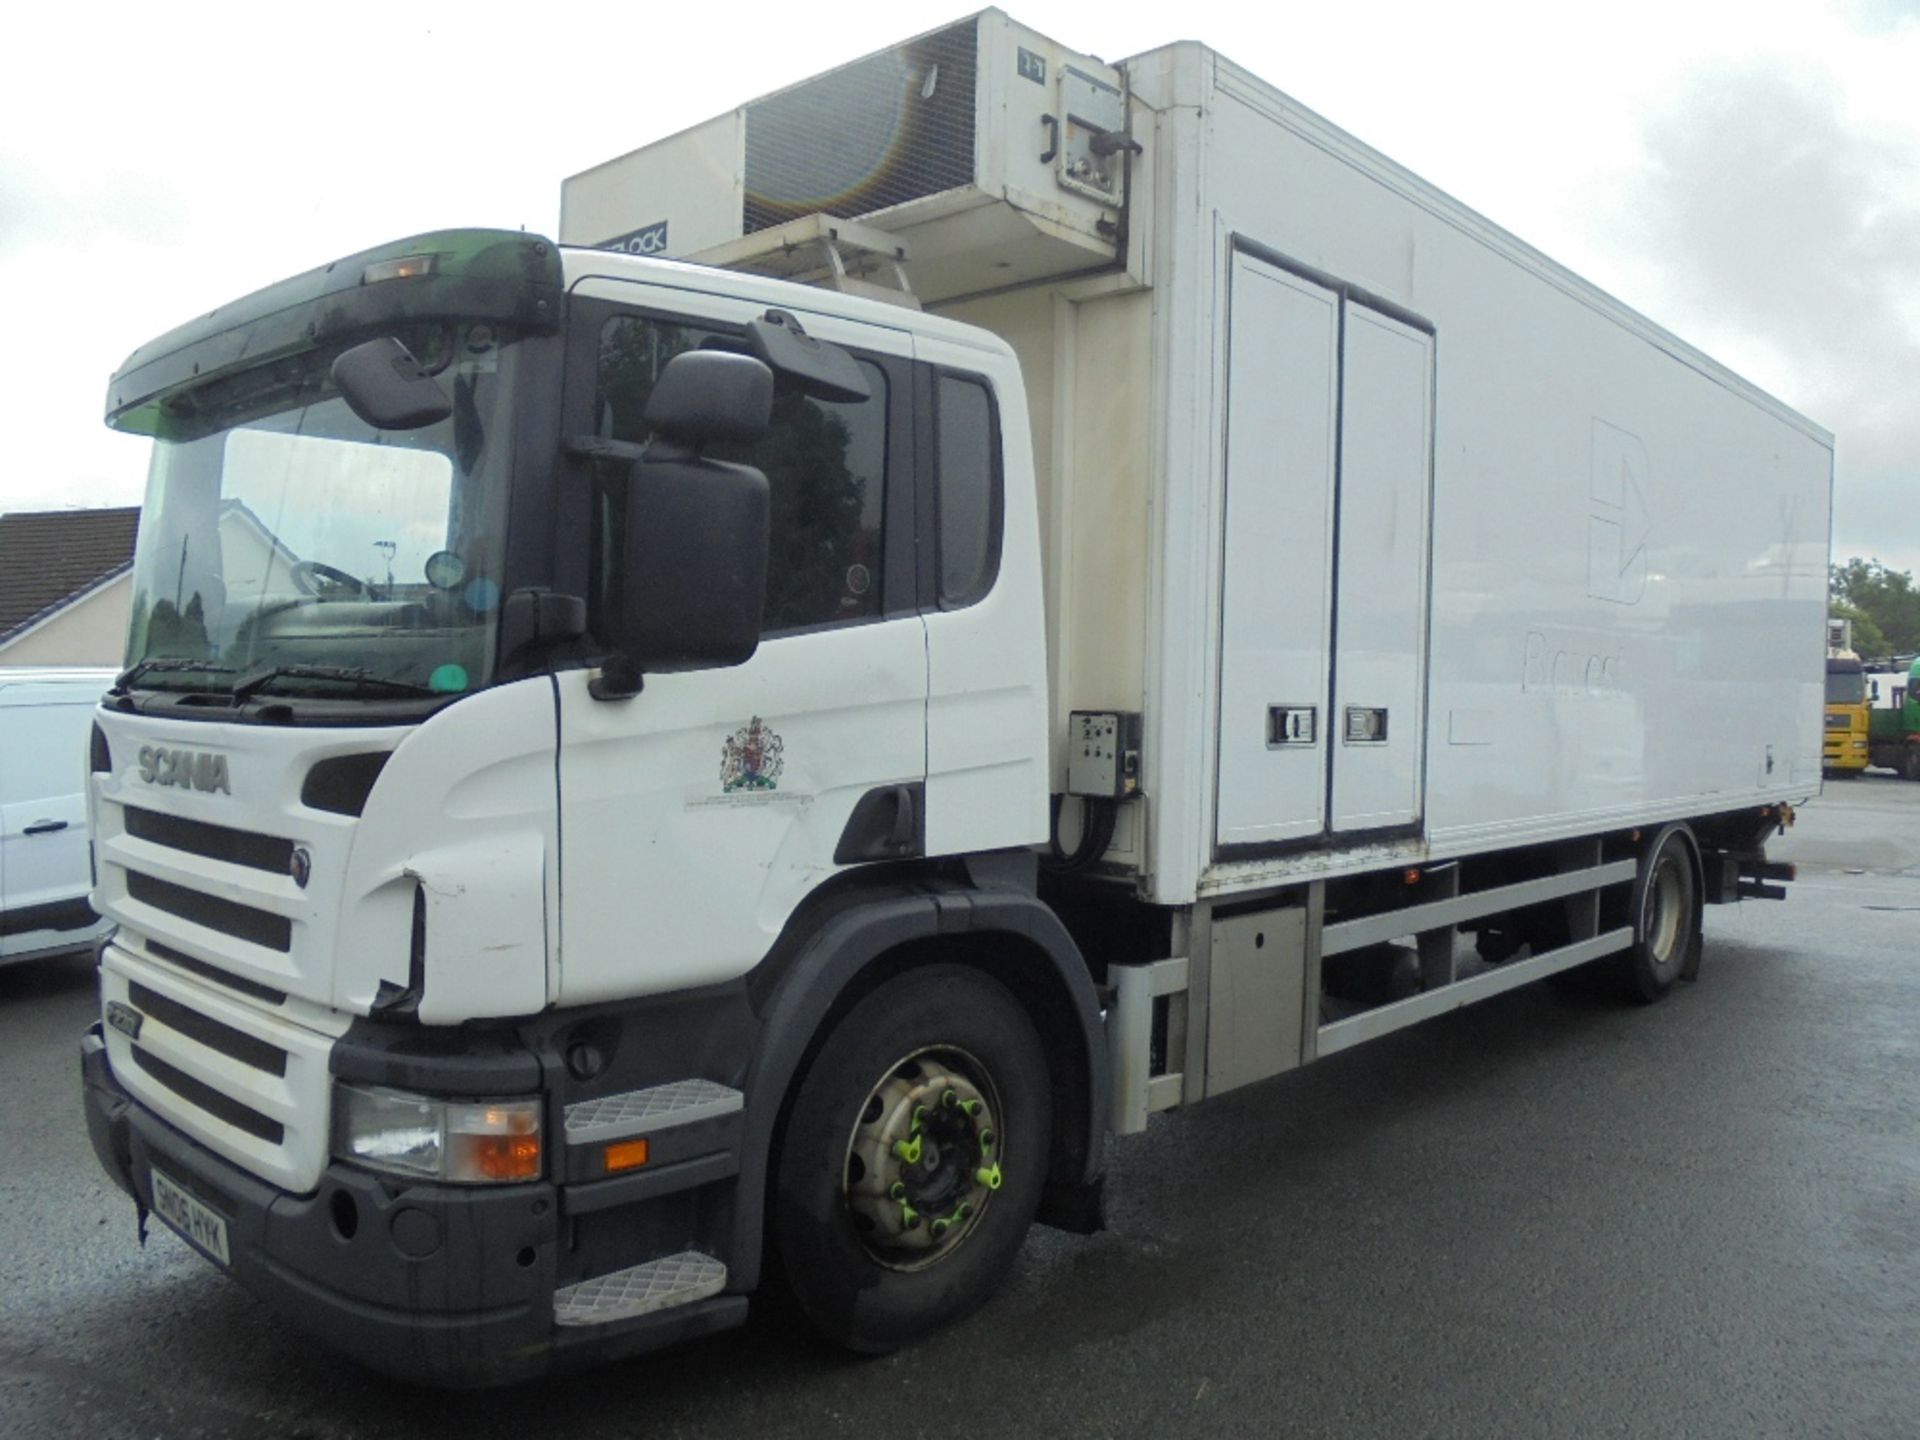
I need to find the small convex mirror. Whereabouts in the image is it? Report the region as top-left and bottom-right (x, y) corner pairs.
(424, 550), (467, 590)
(332, 337), (454, 431)
(745, 311), (871, 403)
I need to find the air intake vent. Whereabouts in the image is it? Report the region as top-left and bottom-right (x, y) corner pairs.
(126, 869), (292, 952)
(743, 16), (979, 233)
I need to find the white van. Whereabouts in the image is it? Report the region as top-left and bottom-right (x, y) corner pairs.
(1, 668), (114, 966)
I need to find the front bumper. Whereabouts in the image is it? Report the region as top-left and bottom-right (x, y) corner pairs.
(81, 1025), (745, 1387)
(1823, 733), (1869, 770)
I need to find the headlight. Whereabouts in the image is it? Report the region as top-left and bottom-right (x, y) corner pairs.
(333, 1083), (542, 1183)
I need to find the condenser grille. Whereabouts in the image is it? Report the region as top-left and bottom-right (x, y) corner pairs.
(743, 17), (979, 233)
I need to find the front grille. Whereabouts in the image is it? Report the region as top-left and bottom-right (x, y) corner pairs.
(125, 870), (292, 952)
(1825, 712), (1850, 730)
(103, 952), (335, 1191)
(128, 1045), (285, 1145)
(147, 941), (287, 1005)
(743, 16), (978, 233)
(123, 805), (294, 874)
(129, 981), (287, 1076)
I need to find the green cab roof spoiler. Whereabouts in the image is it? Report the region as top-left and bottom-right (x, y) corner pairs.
(105, 229), (563, 435)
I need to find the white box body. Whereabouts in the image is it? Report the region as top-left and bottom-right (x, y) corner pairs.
(950, 38), (1831, 904)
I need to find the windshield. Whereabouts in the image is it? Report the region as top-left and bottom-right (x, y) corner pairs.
(123, 326), (516, 700)
(1825, 663), (1866, 706)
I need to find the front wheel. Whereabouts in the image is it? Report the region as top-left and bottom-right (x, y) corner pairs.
(1905, 746), (1920, 783)
(769, 964), (1052, 1352)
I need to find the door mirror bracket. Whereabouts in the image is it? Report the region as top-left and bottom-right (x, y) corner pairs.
(588, 654), (643, 702)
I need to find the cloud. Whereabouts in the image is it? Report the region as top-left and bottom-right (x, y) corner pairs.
(1842, 0), (1920, 32)
(0, 151), (191, 258)
(1616, 59), (1920, 476)
(1832, 464), (1920, 580)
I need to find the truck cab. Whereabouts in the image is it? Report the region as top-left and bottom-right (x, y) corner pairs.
(81, 230), (1098, 1383)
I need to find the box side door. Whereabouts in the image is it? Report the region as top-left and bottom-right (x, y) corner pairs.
(1330, 305), (1434, 833)
(1214, 253), (1340, 849)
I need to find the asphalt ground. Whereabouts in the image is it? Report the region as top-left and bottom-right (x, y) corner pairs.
(2, 774), (1915, 1439)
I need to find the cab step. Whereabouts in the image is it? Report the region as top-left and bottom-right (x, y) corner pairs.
(554, 1251), (728, 1327)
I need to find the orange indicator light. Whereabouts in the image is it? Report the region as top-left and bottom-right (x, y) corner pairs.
(473, 1134), (542, 1181)
(605, 1138), (651, 1173)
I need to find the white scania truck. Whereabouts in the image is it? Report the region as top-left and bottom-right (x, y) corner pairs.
(81, 10), (1832, 1386)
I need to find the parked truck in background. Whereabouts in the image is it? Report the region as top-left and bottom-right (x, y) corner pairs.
(1866, 656), (1920, 779)
(1823, 618), (1871, 776)
(79, 10), (1831, 1386)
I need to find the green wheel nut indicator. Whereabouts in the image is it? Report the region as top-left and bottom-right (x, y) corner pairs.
(975, 1163), (1003, 1191)
(893, 1135), (923, 1165)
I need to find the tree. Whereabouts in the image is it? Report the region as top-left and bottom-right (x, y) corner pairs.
(1830, 559), (1920, 656)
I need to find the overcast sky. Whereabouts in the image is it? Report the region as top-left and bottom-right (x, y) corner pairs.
(4, 0), (1916, 578)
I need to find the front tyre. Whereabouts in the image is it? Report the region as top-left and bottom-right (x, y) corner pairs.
(770, 964), (1052, 1352)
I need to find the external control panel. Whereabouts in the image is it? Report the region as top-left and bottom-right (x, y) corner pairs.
(1067, 710), (1143, 798)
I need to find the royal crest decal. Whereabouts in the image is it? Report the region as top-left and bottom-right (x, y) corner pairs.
(721, 717), (784, 793)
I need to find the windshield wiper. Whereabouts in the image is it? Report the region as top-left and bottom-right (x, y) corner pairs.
(112, 658), (237, 695)
(230, 664), (437, 702)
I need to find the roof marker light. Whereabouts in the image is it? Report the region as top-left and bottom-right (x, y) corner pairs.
(363, 254), (439, 284)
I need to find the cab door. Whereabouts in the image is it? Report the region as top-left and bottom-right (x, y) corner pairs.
(553, 282), (926, 1005)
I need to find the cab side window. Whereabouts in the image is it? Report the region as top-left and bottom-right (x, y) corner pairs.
(592, 315), (889, 637)
(934, 373), (1001, 607)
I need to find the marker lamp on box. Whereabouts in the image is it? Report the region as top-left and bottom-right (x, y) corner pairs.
(333, 1083), (542, 1183)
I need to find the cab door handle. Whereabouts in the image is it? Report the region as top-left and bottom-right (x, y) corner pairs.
(833, 783), (926, 864)
(24, 819), (70, 836)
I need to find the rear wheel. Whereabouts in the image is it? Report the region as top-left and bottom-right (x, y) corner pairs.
(769, 964), (1051, 1352)
(1905, 745), (1920, 782)
(1617, 824), (1701, 1003)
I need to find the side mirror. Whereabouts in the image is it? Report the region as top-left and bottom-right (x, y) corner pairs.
(597, 351), (773, 689)
(331, 337), (453, 430)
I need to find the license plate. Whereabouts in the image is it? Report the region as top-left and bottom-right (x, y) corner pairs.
(150, 1167), (231, 1267)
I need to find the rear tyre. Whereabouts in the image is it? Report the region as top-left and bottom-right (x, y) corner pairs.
(770, 964), (1052, 1353)
(1617, 824), (1701, 1004)
(1905, 746), (1920, 783)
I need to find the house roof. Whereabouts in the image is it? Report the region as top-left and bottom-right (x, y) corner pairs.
(0, 506), (141, 644)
